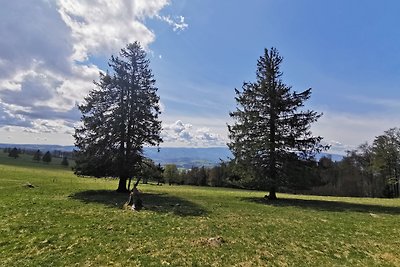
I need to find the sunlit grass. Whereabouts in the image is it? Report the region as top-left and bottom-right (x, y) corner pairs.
(1, 154), (400, 266)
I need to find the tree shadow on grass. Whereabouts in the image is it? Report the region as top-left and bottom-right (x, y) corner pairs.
(69, 190), (207, 217)
(241, 197), (400, 215)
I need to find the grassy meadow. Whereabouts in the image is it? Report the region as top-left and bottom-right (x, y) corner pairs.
(1, 153), (400, 266)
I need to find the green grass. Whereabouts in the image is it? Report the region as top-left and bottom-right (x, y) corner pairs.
(1, 153), (400, 266)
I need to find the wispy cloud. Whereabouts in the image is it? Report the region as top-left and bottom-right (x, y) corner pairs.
(312, 109), (400, 154)
(159, 79), (236, 118)
(156, 14), (188, 32)
(346, 95), (400, 110)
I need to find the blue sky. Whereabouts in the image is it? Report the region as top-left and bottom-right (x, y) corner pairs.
(1, 0), (400, 154)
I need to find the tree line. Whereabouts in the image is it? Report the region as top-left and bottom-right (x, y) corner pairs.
(311, 128), (400, 198)
(3, 147), (70, 166)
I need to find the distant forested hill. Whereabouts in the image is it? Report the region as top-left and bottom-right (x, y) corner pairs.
(0, 143), (75, 152)
(144, 147), (233, 168)
(0, 143), (343, 168)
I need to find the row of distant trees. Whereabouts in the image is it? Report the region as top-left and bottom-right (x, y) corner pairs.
(313, 128), (400, 198)
(160, 128), (400, 198)
(3, 147), (70, 166)
(162, 163), (243, 187)
(144, 159), (323, 192)
(32, 150), (53, 163)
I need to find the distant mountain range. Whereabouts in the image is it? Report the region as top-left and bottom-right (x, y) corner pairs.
(0, 143), (343, 168)
(144, 147), (233, 168)
(0, 143), (76, 152)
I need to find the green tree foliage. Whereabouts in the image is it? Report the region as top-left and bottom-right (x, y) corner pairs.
(313, 129), (400, 198)
(182, 167), (208, 186)
(208, 166), (223, 187)
(228, 47), (327, 199)
(140, 159), (163, 184)
(61, 156), (69, 167)
(183, 167), (196, 185)
(74, 42), (162, 192)
(163, 164), (180, 185)
(282, 154), (323, 191)
(42, 151), (52, 163)
(154, 163), (164, 185)
(33, 150), (42, 161)
(371, 128), (400, 197)
(8, 147), (19, 159)
(197, 167), (208, 186)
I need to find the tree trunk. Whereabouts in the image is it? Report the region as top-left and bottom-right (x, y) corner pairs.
(397, 173), (400, 198)
(268, 186), (277, 200)
(116, 177), (129, 193)
(127, 177), (132, 191)
(134, 177), (141, 187)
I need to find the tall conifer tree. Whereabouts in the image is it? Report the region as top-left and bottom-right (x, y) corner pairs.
(42, 151), (52, 163)
(228, 48), (327, 199)
(33, 149), (42, 161)
(74, 42), (162, 192)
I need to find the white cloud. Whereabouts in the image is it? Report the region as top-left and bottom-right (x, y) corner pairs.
(195, 128), (222, 143)
(58, 0), (171, 61)
(164, 120), (192, 133)
(347, 95), (400, 110)
(323, 140), (354, 155)
(312, 110), (400, 154)
(162, 120), (227, 147)
(0, 0), (187, 141)
(3, 126), (12, 132)
(156, 15), (188, 32)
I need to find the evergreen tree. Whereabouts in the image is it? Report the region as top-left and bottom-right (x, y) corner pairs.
(184, 167), (198, 185)
(139, 158), (163, 185)
(33, 150), (42, 161)
(163, 164), (179, 185)
(208, 166), (223, 187)
(42, 151), (52, 163)
(74, 42), (162, 192)
(8, 147), (19, 159)
(61, 156), (69, 167)
(197, 166), (208, 186)
(228, 47), (328, 199)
